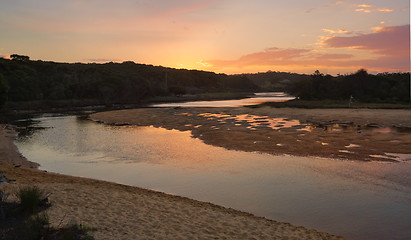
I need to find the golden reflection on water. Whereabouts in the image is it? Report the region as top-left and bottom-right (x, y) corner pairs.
(151, 94), (295, 107)
(197, 113), (307, 131)
(193, 112), (408, 136)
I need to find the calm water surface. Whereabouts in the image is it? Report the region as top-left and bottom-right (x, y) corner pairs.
(15, 114), (411, 240)
(151, 92), (295, 107)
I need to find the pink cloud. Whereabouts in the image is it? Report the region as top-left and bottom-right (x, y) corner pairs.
(323, 25), (410, 57)
(208, 48), (354, 69)
(239, 48), (310, 64)
(210, 48), (310, 67)
(207, 25), (410, 73)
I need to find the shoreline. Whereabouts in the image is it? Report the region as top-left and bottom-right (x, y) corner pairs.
(2, 92), (254, 115)
(0, 124), (346, 239)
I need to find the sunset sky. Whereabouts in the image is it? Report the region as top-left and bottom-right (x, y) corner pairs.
(0, 0), (409, 75)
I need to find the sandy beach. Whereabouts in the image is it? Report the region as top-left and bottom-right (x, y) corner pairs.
(0, 123), (346, 239)
(91, 107), (411, 162)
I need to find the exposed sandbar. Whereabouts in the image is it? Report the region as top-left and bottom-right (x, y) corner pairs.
(91, 107), (411, 162)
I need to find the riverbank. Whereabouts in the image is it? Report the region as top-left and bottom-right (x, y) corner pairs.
(90, 107), (411, 162)
(3, 92), (253, 115)
(0, 125), (345, 239)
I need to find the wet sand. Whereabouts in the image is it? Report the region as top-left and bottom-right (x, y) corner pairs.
(0, 124), (345, 239)
(91, 107), (411, 162)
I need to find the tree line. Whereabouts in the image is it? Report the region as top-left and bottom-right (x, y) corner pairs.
(0, 56), (258, 109)
(287, 69), (410, 103)
(0, 55), (409, 110)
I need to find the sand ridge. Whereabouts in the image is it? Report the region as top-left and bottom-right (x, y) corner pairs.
(0, 124), (346, 239)
(90, 107), (411, 162)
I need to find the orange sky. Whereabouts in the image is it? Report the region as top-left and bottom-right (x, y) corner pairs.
(0, 0), (409, 75)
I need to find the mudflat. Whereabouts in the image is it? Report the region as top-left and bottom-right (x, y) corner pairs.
(91, 107), (411, 162)
(0, 124), (346, 239)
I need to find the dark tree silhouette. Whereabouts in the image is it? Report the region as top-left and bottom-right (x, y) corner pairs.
(287, 69), (410, 103)
(10, 54), (30, 61)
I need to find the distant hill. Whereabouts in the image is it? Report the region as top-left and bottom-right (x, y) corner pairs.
(0, 56), (258, 110)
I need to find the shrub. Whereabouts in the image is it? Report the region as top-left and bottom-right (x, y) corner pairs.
(26, 213), (50, 239)
(54, 223), (96, 240)
(3, 187), (95, 239)
(6, 212), (50, 240)
(16, 186), (45, 213)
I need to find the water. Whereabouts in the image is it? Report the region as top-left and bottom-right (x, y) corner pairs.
(15, 114), (411, 240)
(151, 92), (295, 107)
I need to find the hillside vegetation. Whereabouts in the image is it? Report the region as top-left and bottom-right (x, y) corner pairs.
(0, 55), (409, 111)
(0, 56), (257, 110)
(288, 70), (410, 103)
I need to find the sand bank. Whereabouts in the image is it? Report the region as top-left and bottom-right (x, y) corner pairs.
(0, 124), (345, 239)
(90, 107), (411, 162)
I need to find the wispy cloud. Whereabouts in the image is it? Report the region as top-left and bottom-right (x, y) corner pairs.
(357, 4), (372, 8)
(207, 47), (354, 70)
(354, 5), (394, 13)
(322, 29), (351, 34)
(355, 8), (372, 13)
(377, 8), (394, 12)
(209, 48), (310, 68)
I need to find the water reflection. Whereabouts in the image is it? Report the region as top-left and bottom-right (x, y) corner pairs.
(197, 113), (304, 130)
(151, 92), (295, 107)
(15, 115), (411, 240)
(192, 112), (409, 139)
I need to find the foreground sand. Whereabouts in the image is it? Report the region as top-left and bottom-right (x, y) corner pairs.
(0, 125), (345, 239)
(91, 107), (411, 162)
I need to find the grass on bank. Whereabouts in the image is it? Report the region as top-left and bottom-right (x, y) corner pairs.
(1, 186), (95, 240)
(248, 99), (411, 109)
(16, 186), (47, 213)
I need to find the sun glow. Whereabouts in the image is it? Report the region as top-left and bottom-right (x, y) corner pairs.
(0, 0), (408, 74)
